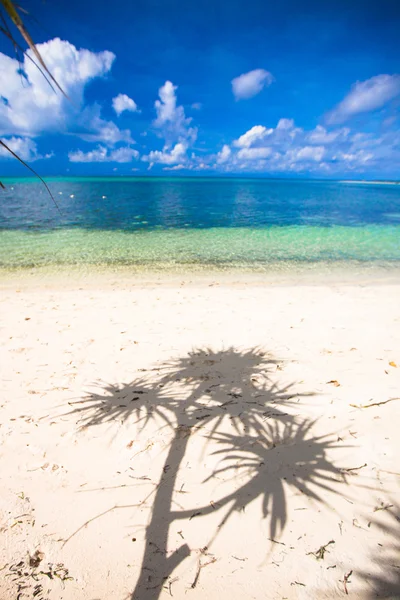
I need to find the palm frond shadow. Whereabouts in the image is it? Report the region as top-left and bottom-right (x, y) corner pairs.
(360, 502), (400, 598)
(70, 377), (176, 434)
(192, 420), (349, 541)
(70, 347), (304, 436)
(66, 347), (348, 600)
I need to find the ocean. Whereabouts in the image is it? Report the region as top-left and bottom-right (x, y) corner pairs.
(1, 177), (400, 274)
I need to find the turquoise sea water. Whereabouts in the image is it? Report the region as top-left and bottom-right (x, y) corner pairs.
(1, 177), (400, 273)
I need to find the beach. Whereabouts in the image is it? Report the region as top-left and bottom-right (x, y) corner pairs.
(1, 270), (399, 599)
(1, 0), (400, 595)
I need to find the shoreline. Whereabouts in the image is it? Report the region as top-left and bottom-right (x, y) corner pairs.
(2, 225), (400, 272)
(1, 261), (400, 288)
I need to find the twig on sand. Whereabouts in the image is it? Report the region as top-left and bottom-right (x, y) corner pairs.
(343, 570), (352, 594)
(341, 463), (367, 474)
(374, 502), (393, 513)
(61, 503), (143, 547)
(190, 557), (217, 589)
(350, 397), (399, 409)
(327, 380), (341, 387)
(307, 540), (335, 560)
(166, 576), (179, 596)
(189, 511), (202, 520)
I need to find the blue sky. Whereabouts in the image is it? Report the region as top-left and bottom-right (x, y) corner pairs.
(0, 0), (399, 178)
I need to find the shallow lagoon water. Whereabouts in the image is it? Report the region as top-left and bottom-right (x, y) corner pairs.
(1, 177), (400, 272)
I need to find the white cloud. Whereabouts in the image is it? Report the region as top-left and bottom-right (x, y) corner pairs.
(208, 116), (400, 174)
(163, 164), (187, 171)
(0, 38), (131, 145)
(333, 150), (373, 164)
(237, 147), (272, 160)
(327, 74), (400, 124)
(68, 145), (139, 163)
(154, 81), (179, 126)
(143, 142), (187, 165)
(233, 125), (273, 148)
(191, 102), (202, 110)
(307, 125), (350, 144)
(0, 136), (51, 161)
(112, 93), (139, 116)
(145, 82), (198, 167)
(153, 81), (197, 145)
(231, 69), (274, 100)
(287, 145), (325, 162)
(193, 162), (211, 170)
(75, 104), (133, 144)
(276, 118), (294, 130)
(216, 144), (231, 164)
(232, 120), (305, 156)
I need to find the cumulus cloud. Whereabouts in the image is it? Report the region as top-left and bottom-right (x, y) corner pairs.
(68, 145), (139, 163)
(112, 93), (139, 116)
(0, 38), (131, 145)
(210, 117), (400, 174)
(216, 144), (231, 164)
(327, 74), (400, 124)
(307, 125), (350, 144)
(193, 162), (211, 171)
(142, 142), (187, 165)
(231, 69), (274, 100)
(153, 81), (197, 145)
(163, 164), (187, 171)
(233, 125), (273, 148)
(237, 147), (272, 160)
(232, 119), (303, 152)
(74, 104), (133, 144)
(144, 81), (198, 167)
(0, 136), (51, 161)
(333, 150), (373, 164)
(287, 145), (325, 162)
(276, 118), (295, 131)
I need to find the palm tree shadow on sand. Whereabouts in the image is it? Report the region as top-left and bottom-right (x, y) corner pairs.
(360, 502), (400, 598)
(68, 347), (349, 599)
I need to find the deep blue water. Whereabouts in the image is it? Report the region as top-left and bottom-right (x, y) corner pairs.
(1, 177), (400, 231)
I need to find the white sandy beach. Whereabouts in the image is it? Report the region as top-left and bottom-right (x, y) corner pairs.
(1, 272), (399, 599)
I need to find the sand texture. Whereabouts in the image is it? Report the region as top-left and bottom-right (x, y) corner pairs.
(0, 275), (399, 599)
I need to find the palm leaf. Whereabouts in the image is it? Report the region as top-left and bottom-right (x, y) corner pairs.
(0, 20), (58, 94)
(0, 140), (60, 212)
(0, 0), (66, 208)
(0, 0), (67, 97)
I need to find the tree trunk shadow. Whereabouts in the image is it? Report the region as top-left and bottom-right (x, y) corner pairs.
(67, 347), (350, 600)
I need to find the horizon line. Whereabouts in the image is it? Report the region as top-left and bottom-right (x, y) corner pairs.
(1, 174), (399, 184)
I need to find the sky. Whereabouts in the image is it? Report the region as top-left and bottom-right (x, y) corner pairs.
(0, 0), (399, 178)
